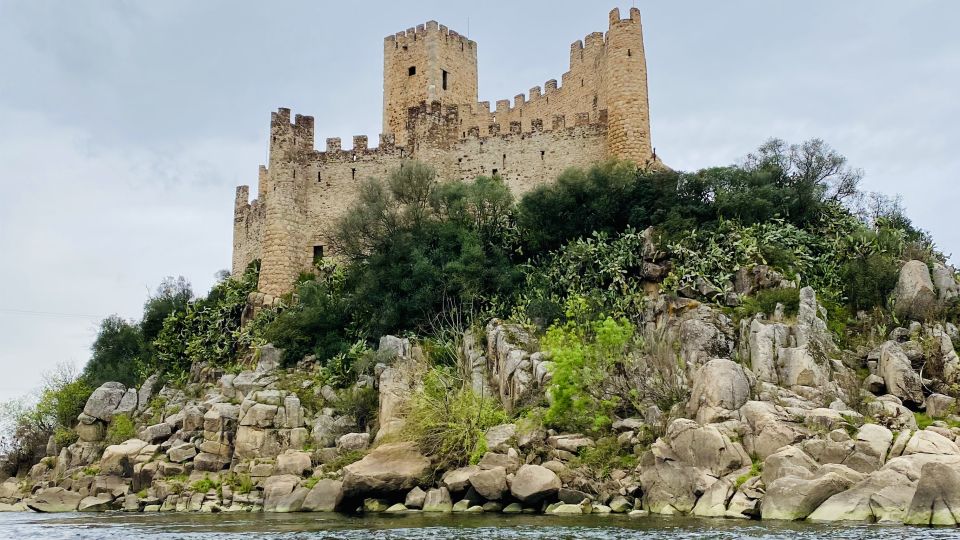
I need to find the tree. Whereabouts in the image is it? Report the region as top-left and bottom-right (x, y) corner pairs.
(83, 315), (144, 388)
(141, 276), (192, 344)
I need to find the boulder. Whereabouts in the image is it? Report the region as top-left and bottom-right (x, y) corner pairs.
(256, 344), (283, 373)
(686, 359), (753, 424)
(25, 487), (83, 512)
(276, 450), (313, 476)
(139, 423), (172, 444)
(375, 340), (425, 442)
(932, 262), (960, 302)
(442, 466), (480, 493)
(926, 393), (957, 418)
(136, 373), (159, 412)
(808, 468), (914, 523)
(404, 486), (426, 509)
(82, 382), (126, 422)
(893, 260), (938, 321)
(660, 419), (750, 477)
(263, 475), (307, 513)
(509, 465), (561, 503)
(167, 442), (197, 463)
(342, 442), (430, 499)
(904, 461), (960, 525)
(336, 433), (371, 452)
(762, 446), (818, 485)
(878, 341), (923, 405)
(422, 487), (453, 512)
(469, 466), (507, 500)
(547, 434), (594, 453)
(78, 494), (114, 512)
(302, 479), (343, 512)
(761, 472), (854, 521)
(639, 461), (712, 515)
(903, 430), (960, 456)
(484, 424), (517, 452)
(100, 439), (148, 476)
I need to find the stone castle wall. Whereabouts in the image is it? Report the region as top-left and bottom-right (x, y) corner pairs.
(233, 7), (654, 296)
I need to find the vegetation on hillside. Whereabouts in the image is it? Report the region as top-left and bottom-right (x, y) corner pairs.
(3, 137), (950, 469)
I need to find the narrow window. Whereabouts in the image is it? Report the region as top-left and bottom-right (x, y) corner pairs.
(540, 150), (545, 160)
(408, 66), (416, 76)
(317, 171), (322, 182)
(313, 245), (324, 263)
(351, 168), (356, 179)
(492, 168), (499, 176)
(627, 49), (632, 57)
(292, 170), (296, 178)
(502, 153), (506, 169)
(442, 69), (449, 90)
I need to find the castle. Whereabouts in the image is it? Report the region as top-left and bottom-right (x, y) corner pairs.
(233, 7), (656, 297)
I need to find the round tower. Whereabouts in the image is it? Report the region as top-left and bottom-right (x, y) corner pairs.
(603, 8), (653, 165)
(383, 21), (478, 147)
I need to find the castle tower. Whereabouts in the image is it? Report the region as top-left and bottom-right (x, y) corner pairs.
(258, 108), (315, 297)
(603, 7), (653, 164)
(383, 21), (478, 147)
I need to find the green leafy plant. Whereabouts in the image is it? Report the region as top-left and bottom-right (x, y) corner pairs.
(106, 414), (137, 445)
(402, 367), (507, 468)
(542, 299), (633, 432)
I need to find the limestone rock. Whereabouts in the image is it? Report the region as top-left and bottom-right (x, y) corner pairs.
(903, 430), (960, 456)
(276, 450), (313, 476)
(78, 494), (114, 512)
(660, 419), (750, 477)
(422, 487), (453, 512)
(25, 487), (83, 512)
(469, 466), (507, 500)
(404, 486), (426, 509)
(509, 464), (561, 503)
(761, 472), (854, 521)
(263, 475), (307, 513)
(894, 260), (938, 321)
(878, 341), (923, 405)
(808, 468), (914, 523)
(686, 359), (753, 424)
(904, 461), (960, 525)
(484, 424), (517, 452)
(762, 445), (818, 485)
(167, 442), (197, 463)
(302, 479), (343, 512)
(926, 393), (958, 418)
(82, 382), (127, 422)
(639, 461), (712, 515)
(100, 439), (148, 476)
(336, 432), (370, 452)
(342, 442), (430, 499)
(442, 465), (480, 493)
(139, 422), (172, 444)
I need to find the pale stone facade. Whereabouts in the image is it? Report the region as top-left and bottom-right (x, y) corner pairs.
(233, 7), (658, 296)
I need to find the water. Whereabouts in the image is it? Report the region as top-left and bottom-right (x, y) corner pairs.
(1, 513), (958, 540)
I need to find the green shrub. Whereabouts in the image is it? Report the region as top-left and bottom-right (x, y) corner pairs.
(106, 415), (137, 444)
(190, 476), (220, 493)
(332, 386), (378, 431)
(53, 426), (78, 447)
(573, 436), (638, 479)
(402, 367), (507, 468)
(152, 262), (260, 377)
(542, 301), (633, 432)
(322, 450), (366, 473)
(737, 287), (801, 319)
(303, 476), (319, 489)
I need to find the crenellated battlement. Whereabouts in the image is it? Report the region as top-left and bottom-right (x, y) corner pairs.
(385, 20), (476, 50)
(235, 6), (656, 296)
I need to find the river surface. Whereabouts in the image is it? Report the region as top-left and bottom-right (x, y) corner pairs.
(0, 512), (958, 540)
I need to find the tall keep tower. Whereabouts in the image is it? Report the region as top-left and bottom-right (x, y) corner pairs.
(383, 21), (478, 147)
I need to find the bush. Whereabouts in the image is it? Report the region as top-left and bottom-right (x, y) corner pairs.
(542, 300), (633, 432)
(333, 162), (520, 337)
(262, 263), (352, 367)
(106, 415), (137, 444)
(402, 367), (507, 468)
(737, 287), (802, 319)
(152, 263), (259, 377)
(332, 386), (379, 431)
(84, 315), (144, 388)
(573, 436), (638, 479)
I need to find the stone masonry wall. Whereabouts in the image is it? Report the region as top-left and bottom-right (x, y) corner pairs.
(233, 7), (655, 296)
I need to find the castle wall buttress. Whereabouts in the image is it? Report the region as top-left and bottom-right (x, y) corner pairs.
(603, 8), (653, 164)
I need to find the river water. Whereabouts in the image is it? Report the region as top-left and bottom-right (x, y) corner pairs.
(0, 513), (957, 540)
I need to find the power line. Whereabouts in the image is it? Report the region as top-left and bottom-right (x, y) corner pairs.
(0, 308), (100, 320)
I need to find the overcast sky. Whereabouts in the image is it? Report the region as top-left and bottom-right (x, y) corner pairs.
(0, 1), (957, 402)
